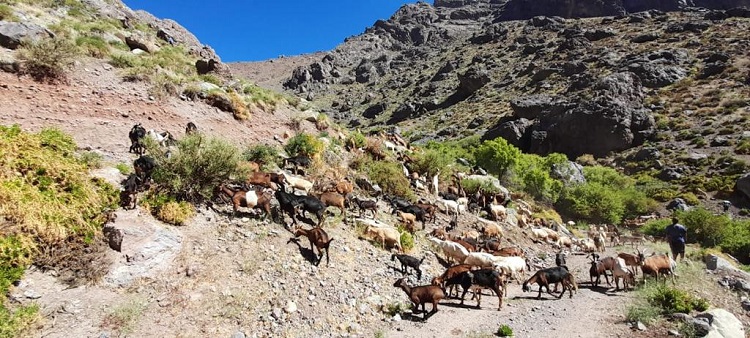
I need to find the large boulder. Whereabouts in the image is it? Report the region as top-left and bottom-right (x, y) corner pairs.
(698, 308), (746, 338)
(0, 22), (54, 49)
(736, 173), (750, 200)
(551, 161), (587, 185)
(510, 95), (572, 119)
(457, 65), (491, 95)
(484, 118), (534, 149)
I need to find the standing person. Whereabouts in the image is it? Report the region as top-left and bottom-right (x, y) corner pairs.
(665, 217), (687, 262)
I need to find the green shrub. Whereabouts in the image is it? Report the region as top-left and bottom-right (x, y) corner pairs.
(681, 192), (700, 206)
(0, 303), (39, 338)
(496, 324), (513, 337)
(285, 133), (324, 158)
(115, 163), (132, 175)
(509, 153), (566, 203)
(17, 37), (79, 82)
(397, 225), (414, 252)
(149, 134), (244, 202)
(408, 148), (453, 178)
(474, 137), (521, 177)
(109, 53), (139, 68)
(640, 218), (671, 238)
(626, 303), (661, 325)
(461, 178), (501, 195)
(243, 144), (280, 168)
(648, 285), (708, 314)
(365, 160), (415, 201)
(735, 139), (750, 155)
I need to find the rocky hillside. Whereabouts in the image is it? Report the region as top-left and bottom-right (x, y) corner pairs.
(2, 1), (750, 338)
(232, 1), (750, 207)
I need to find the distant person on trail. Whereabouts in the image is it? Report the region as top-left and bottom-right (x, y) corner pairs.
(665, 217), (687, 263)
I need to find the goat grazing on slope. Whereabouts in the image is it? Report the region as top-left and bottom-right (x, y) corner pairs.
(288, 226), (333, 266)
(391, 254), (425, 280)
(393, 278), (445, 320)
(352, 196), (378, 218)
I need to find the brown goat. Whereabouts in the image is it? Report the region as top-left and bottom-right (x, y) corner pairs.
(393, 278), (445, 320)
(493, 247), (524, 257)
(432, 264), (473, 298)
(216, 184), (272, 219)
(617, 252), (642, 276)
(246, 172), (281, 190)
(641, 253), (676, 284)
(414, 202), (438, 223)
(430, 227), (448, 240)
(314, 191), (347, 218)
(396, 211), (417, 233)
(289, 226), (334, 266)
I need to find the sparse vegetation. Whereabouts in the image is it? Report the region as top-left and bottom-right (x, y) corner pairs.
(17, 38), (79, 82)
(100, 299), (147, 336)
(397, 225), (415, 252)
(155, 200), (195, 226)
(496, 324), (514, 337)
(78, 151), (103, 169)
(0, 126), (117, 335)
(243, 144), (280, 168)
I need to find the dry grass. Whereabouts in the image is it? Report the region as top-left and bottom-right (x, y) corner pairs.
(156, 201), (195, 226)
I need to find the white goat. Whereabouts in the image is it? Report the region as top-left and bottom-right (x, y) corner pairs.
(279, 171), (314, 193)
(487, 203), (507, 222)
(440, 198), (460, 216)
(462, 252), (498, 269)
(493, 256), (527, 283)
(429, 237), (469, 263)
(613, 257), (635, 291)
(147, 129), (175, 147)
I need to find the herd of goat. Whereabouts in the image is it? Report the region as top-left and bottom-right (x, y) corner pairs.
(119, 122), (680, 321)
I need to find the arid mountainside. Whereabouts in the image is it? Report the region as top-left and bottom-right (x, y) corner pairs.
(233, 1), (750, 207)
(2, 1), (750, 338)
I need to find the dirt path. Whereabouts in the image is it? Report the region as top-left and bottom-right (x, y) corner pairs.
(387, 250), (635, 338)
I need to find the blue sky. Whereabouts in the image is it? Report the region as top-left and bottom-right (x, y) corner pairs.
(122, 0), (426, 62)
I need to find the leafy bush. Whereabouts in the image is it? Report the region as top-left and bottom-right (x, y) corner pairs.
(626, 303), (661, 325)
(156, 201), (194, 226)
(115, 163), (131, 175)
(556, 166), (657, 224)
(284, 133), (324, 158)
(735, 139), (750, 155)
(640, 218), (671, 238)
(496, 324), (513, 337)
(509, 153), (566, 203)
(148, 134), (244, 202)
(648, 285), (709, 314)
(398, 225), (414, 252)
(228, 90), (249, 120)
(17, 37), (79, 82)
(474, 137), (520, 177)
(461, 178), (501, 195)
(109, 53), (139, 68)
(408, 148), (453, 178)
(243, 144), (280, 168)
(0, 126), (117, 334)
(364, 160), (415, 201)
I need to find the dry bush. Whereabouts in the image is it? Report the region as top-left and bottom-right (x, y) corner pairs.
(17, 37), (79, 83)
(156, 201), (195, 226)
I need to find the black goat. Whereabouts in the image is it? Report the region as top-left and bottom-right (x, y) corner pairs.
(275, 189), (301, 226)
(128, 123), (147, 155)
(442, 269), (505, 310)
(440, 192), (459, 201)
(352, 196), (378, 218)
(120, 174), (141, 209)
(386, 195), (411, 213)
(133, 155), (157, 180)
(555, 251), (567, 267)
(391, 254), (425, 280)
(293, 195), (327, 226)
(523, 266), (576, 299)
(185, 122), (198, 135)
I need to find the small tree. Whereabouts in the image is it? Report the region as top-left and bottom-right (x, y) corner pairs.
(474, 137), (521, 178)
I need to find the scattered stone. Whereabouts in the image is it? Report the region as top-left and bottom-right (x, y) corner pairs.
(230, 331), (246, 338)
(284, 301), (297, 313)
(668, 329), (681, 336)
(636, 321), (647, 331)
(23, 290), (41, 299)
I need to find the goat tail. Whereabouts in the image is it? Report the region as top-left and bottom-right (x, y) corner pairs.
(391, 253), (397, 261)
(323, 238), (334, 249)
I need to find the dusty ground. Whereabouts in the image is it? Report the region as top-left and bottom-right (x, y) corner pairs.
(2, 57), (746, 338)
